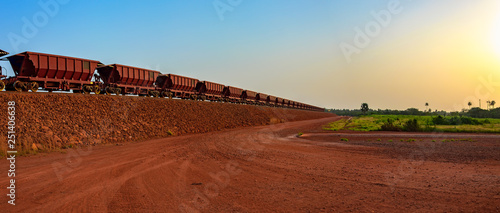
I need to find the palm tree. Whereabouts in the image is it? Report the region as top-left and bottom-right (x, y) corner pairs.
(487, 101), (491, 110)
(468, 101), (472, 109)
(491, 100), (496, 109)
(425, 102), (429, 111)
(361, 103), (369, 115)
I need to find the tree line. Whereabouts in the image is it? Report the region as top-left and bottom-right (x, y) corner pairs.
(327, 103), (500, 119)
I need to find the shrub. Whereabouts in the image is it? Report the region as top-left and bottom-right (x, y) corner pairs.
(432, 115), (483, 125)
(432, 115), (448, 125)
(340, 138), (349, 142)
(403, 119), (421, 132)
(381, 118), (402, 131)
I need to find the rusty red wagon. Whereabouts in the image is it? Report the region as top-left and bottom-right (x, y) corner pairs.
(282, 99), (290, 108)
(2, 51), (101, 93)
(195, 81), (225, 101)
(96, 64), (160, 96)
(255, 93), (268, 105)
(276, 97), (284, 107)
(223, 86), (244, 103)
(242, 90), (258, 104)
(156, 74), (200, 99)
(267, 95), (278, 106)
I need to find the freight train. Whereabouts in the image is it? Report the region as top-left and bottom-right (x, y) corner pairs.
(0, 51), (324, 111)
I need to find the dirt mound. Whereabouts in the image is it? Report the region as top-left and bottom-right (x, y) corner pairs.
(0, 92), (333, 155)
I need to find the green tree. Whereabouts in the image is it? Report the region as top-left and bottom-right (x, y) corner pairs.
(491, 100), (496, 109)
(361, 103), (369, 115)
(468, 101), (472, 109)
(425, 102), (429, 111)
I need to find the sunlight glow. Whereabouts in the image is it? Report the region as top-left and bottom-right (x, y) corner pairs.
(492, 11), (500, 58)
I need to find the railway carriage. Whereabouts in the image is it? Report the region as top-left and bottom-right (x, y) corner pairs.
(1, 51), (101, 93)
(156, 74), (200, 99)
(96, 64), (160, 96)
(242, 90), (258, 104)
(0, 50), (323, 111)
(223, 86), (244, 103)
(196, 81), (225, 101)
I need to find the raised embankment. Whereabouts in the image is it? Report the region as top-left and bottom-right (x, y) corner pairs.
(0, 92), (334, 155)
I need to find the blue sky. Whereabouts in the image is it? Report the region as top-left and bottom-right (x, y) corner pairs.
(1, 0), (499, 111)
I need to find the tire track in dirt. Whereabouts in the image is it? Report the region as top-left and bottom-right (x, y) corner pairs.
(0, 116), (499, 212)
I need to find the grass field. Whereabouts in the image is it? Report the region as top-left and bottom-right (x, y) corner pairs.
(324, 115), (500, 133)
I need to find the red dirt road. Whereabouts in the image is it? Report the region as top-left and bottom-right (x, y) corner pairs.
(1, 116), (499, 212)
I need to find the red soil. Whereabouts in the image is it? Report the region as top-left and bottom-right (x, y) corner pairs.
(0, 92), (332, 155)
(0, 116), (499, 212)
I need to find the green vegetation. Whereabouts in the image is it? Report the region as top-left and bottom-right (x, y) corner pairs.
(297, 132), (303, 137)
(324, 119), (348, 131)
(324, 115), (500, 133)
(340, 138), (349, 142)
(323, 117), (381, 132)
(327, 107), (500, 119)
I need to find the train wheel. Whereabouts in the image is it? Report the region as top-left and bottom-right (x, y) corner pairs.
(29, 82), (39, 92)
(13, 81), (25, 92)
(82, 85), (92, 94)
(0, 80), (5, 91)
(93, 85), (101, 94)
(115, 88), (122, 95)
(163, 91), (173, 99)
(105, 86), (113, 95)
